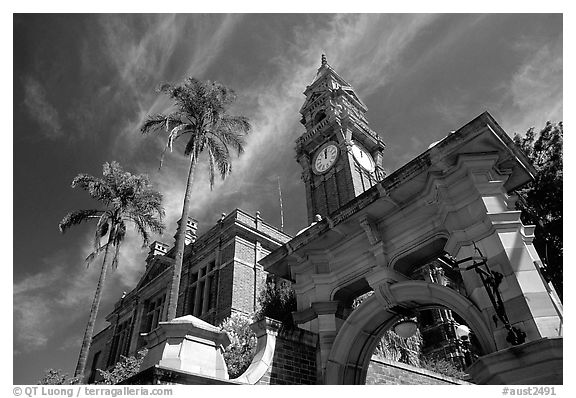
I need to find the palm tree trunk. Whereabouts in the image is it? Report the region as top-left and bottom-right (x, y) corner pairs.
(165, 154), (197, 321)
(74, 243), (111, 379)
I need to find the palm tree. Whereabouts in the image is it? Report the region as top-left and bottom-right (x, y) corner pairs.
(59, 161), (165, 379)
(141, 78), (250, 321)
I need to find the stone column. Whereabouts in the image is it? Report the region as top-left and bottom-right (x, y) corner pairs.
(292, 298), (343, 384)
(445, 159), (562, 350)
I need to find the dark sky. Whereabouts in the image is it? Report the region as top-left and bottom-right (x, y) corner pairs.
(12, 14), (562, 384)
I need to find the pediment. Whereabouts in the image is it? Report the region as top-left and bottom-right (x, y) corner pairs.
(136, 258), (173, 290)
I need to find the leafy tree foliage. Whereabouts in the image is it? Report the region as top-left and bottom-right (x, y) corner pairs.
(97, 349), (148, 385)
(420, 354), (468, 380)
(38, 369), (81, 385)
(255, 277), (297, 327)
(219, 312), (257, 379)
(141, 78), (251, 322)
(373, 329), (423, 367)
(59, 162), (165, 378)
(513, 121), (563, 299)
(217, 278), (296, 378)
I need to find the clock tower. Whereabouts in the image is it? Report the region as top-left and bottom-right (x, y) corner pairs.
(296, 55), (386, 223)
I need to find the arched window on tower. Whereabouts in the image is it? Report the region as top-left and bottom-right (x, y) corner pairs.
(313, 110), (326, 126)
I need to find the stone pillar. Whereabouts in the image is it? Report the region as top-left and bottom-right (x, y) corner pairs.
(446, 160), (562, 350)
(140, 315), (230, 379)
(313, 301), (340, 374)
(294, 301), (342, 384)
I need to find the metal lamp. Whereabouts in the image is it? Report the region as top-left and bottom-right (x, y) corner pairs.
(393, 318), (418, 338)
(441, 244), (526, 346)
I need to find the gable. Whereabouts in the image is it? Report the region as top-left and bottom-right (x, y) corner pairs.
(136, 258), (172, 290)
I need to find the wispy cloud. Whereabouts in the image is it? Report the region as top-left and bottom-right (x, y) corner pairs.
(13, 234), (148, 354)
(183, 14), (243, 78)
(323, 14), (440, 97)
(13, 254), (95, 352)
(504, 40), (563, 135)
(22, 77), (63, 140)
(97, 15), (181, 95)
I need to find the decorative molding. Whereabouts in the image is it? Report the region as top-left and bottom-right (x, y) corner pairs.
(372, 279), (399, 311)
(359, 215), (381, 245)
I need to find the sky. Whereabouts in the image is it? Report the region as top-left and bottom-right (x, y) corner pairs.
(11, 13), (563, 384)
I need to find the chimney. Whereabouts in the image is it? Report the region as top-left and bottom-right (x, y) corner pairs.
(174, 217), (198, 246)
(146, 241), (169, 264)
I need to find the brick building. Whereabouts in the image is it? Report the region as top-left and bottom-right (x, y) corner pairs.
(84, 209), (290, 383)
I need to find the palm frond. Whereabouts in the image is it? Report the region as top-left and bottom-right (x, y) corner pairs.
(59, 209), (102, 233)
(71, 174), (113, 203)
(111, 222), (127, 247)
(127, 207), (165, 235)
(207, 146), (217, 189)
(126, 214), (155, 247)
(216, 115), (251, 153)
(167, 123), (194, 151)
(84, 243), (111, 268)
(206, 136), (232, 184)
(94, 212), (112, 252)
(132, 189), (165, 217)
(140, 114), (169, 135)
(110, 241), (122, 270)
(184, 135), (201, 158)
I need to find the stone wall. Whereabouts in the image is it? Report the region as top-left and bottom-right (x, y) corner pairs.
(366, 357), (470, 385)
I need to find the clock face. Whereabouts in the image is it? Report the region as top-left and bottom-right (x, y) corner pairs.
(351, 142), (375, 172)
(313, 143), (339, 174)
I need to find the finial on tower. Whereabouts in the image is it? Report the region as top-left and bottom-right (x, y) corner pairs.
(321, 54), (327, 66)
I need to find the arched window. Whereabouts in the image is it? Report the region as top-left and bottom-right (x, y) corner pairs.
(313, 110), (326, 125)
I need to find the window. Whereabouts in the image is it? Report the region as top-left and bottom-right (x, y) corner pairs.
(142, 294), (165, 333)
(87, 351), (101, 384)
(313, 110), (326, 125)
(109, 319), (132, 366)
(137, 293), (165, 349)
(189, 260), (217, 318)
(207, 274), (216, 310)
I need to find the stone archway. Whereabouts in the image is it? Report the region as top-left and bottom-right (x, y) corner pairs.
(325, 280), (496, 384)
